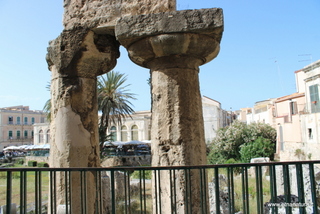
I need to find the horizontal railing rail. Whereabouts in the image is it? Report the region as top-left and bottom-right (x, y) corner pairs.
(0, 160), (320, 214)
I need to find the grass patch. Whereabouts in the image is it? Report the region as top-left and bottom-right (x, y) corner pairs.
(0, 170), (50, 208)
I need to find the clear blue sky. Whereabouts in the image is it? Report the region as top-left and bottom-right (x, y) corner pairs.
(0, 0), (319, 111)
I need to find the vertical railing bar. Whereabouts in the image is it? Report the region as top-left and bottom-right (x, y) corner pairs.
(244, 167), (249, 214)
(214, 167), (220, 214)
(296, 163), (306, 214)
(199, 168), (204, 214)
(69, 170), (73, 214)
(203, 168), (208, 214)
(173, 169), (177, 213)
(19, 171), (23, 214)
(124, 170), (128, 214)
(94, 170), (98, 214)
(153, 170), (158, 214)
(139, 170), (143, 214)
(283, 164), (292, 214)
(80, 171), (84, 214)
(111, 170), (116, 214)
(35, 170), (39, 214)
(255, 165), (263, 214)
(188, 168), (193, 214)
(185, 168), (190, 214)
(227, 167), (231, 213)
(184, 169), (188, 214)
(100, 170), (103, 214)
(96, 170), (101, 214)
(169, 169), (174, 213)
(241, 167), (246, 214)
(157, 169), (162, 214)
(99, 170), (103, 214)
(269, 165), (278, 214)
(309, 163), (318, 214)
(255, 166), (260, 214)
(230, 167), (235, 214)
(54, 170), (57, 214)
(19, 170), (26, 214)
(143, 170), (147, 213)
(49, 171), (53, 213)
(84, 170), (88, 214)
(125, 171), (131, 213)
(65, 171), (69, 214)
(6, 171), (12, 214)
(39, 170), (43, 214)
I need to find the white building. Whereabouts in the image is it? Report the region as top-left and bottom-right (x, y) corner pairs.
(107, 96), (230, 144)
(0, 106), (46, 150)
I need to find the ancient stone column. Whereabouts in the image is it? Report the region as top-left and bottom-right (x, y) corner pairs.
(46, 1), (176, 213)
(116, 8), (223, 213)
(46, 29), (120, 213)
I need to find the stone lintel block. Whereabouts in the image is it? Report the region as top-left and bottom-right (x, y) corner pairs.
(115, 8), (223, 48)
(63, 0), (176, 32)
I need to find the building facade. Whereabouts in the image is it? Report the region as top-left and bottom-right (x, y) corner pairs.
(33, 123), (50, 146)
(0, 106), (46, 150)
(237, 59), (320, 161)
(106, 96), (230, 144)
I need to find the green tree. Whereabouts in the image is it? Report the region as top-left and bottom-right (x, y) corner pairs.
(207, 121), (276, 164)
(97, 71), (136, 146)
(239, 137), (275, 163)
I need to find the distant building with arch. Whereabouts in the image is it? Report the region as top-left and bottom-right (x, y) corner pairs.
(107, 96), (230, 143)
(33, 123), (50, 145)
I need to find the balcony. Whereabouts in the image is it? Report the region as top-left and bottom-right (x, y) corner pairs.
(0, 161), (319, 213)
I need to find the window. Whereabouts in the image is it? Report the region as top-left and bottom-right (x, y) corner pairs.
(110, 126), (117, 142)
(24, 130), (28, 139)
(309, 85), (320, 113)
(17, 130), (21, 139)
(39, 130), (44, 144)
(131, 125), (138, 141)
(121, 126), (127, 142)
(32, 117), (35, 124)
(17, 117), (21, 125)
(46, 130), (50, 143)
(290, 101), (298, 115)
(308, 128), (313, 140)
(8, 131), (13, 139)
(24, 117), (28, 125)
(8, 116), (13, 124)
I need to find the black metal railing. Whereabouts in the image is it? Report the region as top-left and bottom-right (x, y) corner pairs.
(0, 161), (320, 214)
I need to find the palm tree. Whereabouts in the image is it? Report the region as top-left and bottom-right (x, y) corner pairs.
(43, 83), (51, 122)
(97, 71), (136, 146)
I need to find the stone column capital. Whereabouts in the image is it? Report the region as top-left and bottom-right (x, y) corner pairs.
(115, 8), (223, 68)
(47, 29), (120, 79)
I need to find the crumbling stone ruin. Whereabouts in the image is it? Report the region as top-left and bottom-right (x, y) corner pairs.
(46, 0), (223, 213)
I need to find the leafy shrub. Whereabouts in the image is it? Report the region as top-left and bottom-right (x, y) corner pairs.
(28, 161), (37, 167)
(37, 162), (49, 167)
(131, 169), (152, 180)
(239, 137), (275, 163)
(208, 121), (276, 164)
(16, 158), (25, 165)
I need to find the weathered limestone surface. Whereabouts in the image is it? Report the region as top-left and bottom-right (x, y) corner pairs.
(63, 0), (176, 32)
(116, 8), (223, 214)
(47, 1), (176, 213)
(47, 29), (120, 213)
(116, 8), (223, 48)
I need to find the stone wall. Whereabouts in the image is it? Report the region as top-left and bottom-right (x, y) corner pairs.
(25, 156), (49, 166)
(101, 155), (151, 167)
